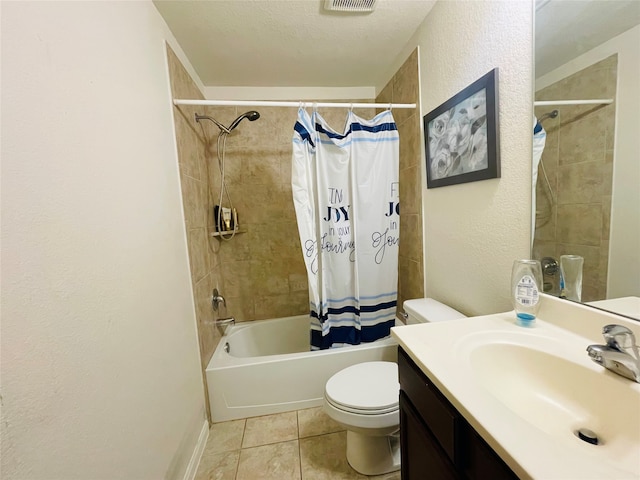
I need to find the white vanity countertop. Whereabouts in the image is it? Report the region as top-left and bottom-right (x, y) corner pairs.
(392, 295), (640, 480)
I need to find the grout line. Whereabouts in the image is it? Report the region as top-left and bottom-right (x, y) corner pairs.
(234, 418), (247, 480)
(297, 410), (304, 480)
(298, 429), (346, 440)
(239, 418), (247, 450)
(233, 448), (240, 480)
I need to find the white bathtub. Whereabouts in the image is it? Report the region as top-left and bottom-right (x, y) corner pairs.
(206, 314), (400, 423)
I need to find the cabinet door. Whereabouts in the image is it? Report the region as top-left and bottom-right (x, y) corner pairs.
(400, 392), (459, 480)
(464, 429), (519, 480)
(398, 348), (463, 466)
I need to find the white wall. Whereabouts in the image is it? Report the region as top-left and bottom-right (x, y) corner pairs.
(536, 25), (640, 299)
(383, 1), (534, 315)
(1, 2), (207, 479)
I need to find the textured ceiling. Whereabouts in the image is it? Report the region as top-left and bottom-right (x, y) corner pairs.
(536, 0), (640, 77)
(154, 0), (436, 87)
(155, 0), (640, 88)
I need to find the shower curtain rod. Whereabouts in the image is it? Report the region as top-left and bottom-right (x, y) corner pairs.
(173, 99), (416, 109)
(534, 99), (613, 106)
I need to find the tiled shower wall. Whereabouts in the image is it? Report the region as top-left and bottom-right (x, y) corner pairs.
(377, 49), (425, 313)
(204, 105), (308, 321)
(167, 46), (225, 419)
(533, 55), (617, 302)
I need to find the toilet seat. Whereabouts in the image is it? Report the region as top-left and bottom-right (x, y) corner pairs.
(325, 361), (399, 415)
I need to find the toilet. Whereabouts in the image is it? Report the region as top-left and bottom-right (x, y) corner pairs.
(323, 298), (466, 475)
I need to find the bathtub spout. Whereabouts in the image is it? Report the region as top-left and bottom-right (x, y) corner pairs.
(215, 317), (235, 333)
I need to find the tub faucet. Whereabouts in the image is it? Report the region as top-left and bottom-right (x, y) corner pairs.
(587, 324), (640, 383)
(215, 317), (235, 334)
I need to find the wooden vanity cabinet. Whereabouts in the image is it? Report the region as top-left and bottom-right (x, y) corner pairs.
(398, 347), (518, 480)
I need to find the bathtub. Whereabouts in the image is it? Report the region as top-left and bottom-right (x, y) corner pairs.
(206, 314), (400, 423)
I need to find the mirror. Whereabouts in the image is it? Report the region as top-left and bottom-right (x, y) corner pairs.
(533, 0), (640, 319)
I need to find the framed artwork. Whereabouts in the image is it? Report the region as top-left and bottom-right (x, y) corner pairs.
(424, 68), (500, 189)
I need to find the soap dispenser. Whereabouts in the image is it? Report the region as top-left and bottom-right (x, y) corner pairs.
(511, 259), (543, 327)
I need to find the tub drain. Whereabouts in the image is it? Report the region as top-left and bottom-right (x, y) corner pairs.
(575, 428), (600, 445)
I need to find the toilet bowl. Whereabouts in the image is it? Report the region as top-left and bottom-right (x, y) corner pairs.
(324, 361), (400, 475)
(323, 298), (466, 475)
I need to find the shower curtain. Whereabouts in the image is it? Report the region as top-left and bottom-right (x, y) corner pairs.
(532, 116), (546, 246)
(292, 108), (400, 350)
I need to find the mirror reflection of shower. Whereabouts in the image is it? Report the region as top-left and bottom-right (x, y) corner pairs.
(533, 55), (618, 302)
(195, 111), (261, 240)
(534, 0), (640, 310)
(534, 109), (558, 230)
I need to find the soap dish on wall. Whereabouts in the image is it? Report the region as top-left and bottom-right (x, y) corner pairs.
(210, 228), (246, 237)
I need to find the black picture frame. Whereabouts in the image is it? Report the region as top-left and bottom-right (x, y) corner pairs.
(424, 68), (500, 189)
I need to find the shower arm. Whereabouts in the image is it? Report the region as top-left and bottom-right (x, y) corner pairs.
(195, 114), (231, 134)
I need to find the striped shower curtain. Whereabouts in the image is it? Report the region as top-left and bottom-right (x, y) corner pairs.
(292, 108), (400, 350)
(532, 116), (546, 246)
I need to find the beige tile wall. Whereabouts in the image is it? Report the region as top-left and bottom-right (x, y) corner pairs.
(167, 46), (225, 421)
(377, 49), (424, 313)
(533, 55), (617, 301)
(210, 106), (307, 321)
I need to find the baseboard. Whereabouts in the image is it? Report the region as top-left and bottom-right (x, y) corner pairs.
(182, 420), (209, 480)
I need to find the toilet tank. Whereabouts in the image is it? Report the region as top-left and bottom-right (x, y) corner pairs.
(403, 298), (466, 325)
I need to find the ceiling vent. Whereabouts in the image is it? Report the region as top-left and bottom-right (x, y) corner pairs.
(324, 0), (378, 13)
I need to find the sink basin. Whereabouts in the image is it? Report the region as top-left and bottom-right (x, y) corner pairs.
(467, 337), (640, 473)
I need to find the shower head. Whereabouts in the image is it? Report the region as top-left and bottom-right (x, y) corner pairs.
(195, 110), (260, 134)
(228, 111), (260, 132)
(195, 113), (231, 134)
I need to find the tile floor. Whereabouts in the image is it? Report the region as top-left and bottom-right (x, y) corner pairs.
(194, 407), (401, 480)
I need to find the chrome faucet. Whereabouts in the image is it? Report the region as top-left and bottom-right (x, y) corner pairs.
(587, 324), (640, 383)
(215, 317), (235, 334)
(211, 288), (226, 311)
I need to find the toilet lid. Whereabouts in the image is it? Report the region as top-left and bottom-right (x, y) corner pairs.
(325, 362), (399, 414)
